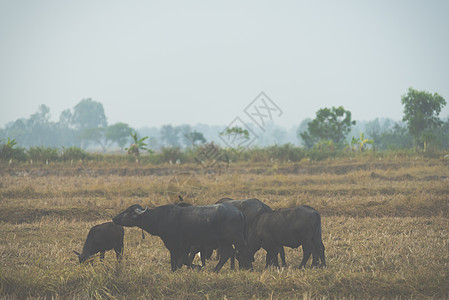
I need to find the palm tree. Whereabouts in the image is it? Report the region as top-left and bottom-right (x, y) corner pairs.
(125, 133), (148, 162)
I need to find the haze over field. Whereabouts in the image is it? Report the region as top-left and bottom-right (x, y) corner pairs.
(1, 0), (449, 130)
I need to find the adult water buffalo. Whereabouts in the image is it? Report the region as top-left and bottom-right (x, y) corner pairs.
(174, 200), (213, 269)
(112, 203), (253, 272)
(216, 198), (287, 268)
(246, 205), (326, 268)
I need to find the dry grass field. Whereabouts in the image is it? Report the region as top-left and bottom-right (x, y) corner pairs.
(0, 155), (448, 299)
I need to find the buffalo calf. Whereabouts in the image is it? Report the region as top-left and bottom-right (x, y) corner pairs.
(74, 222), (124, 263)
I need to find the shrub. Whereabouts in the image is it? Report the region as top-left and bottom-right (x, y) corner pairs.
(60, 147), (89, 162)
(159, 147), (185, 164)
(28, 146), (59, 163)
(0, 138), (27, 162)
(266, 143), (305, 162)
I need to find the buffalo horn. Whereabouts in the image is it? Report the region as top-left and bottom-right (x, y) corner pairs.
(135, 206), (148, 214)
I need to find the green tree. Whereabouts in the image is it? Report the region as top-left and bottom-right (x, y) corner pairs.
(184, 130), (206, 147)
(220, 127), (249, 141)
(220, 126), (251, 150)
(106, 122), (133, 150)
(351, 132), (374, 152)
(365, 118), (394, 142)
(432, 118), (449, 149)
(376, 122), (413, 150)
(299, 106), (355, 148)
(72, 98), (107, 130)
(401, 88), (446, 149)
(126, 132), (149, 162)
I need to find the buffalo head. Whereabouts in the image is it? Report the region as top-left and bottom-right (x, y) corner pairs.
(113, 204), (147, 227)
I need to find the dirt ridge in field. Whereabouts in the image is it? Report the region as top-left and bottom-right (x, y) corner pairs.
(1, 160), (447, 177)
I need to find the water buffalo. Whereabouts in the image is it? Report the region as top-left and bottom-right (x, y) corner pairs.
(174, 200), (213, 269)
(216, 198), (287, 268)
(112, 203), (253, 272)
(73, 222), (124, 263)
(246, 205), (326, 268)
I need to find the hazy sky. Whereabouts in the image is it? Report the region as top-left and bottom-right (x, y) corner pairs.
(1, 0), (448, 130)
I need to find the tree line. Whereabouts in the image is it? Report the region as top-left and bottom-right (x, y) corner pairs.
(1, 88), (448, 161)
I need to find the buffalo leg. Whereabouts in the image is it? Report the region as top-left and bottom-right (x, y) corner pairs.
(99, 251), (105, 262)
(320, 244), (326, 267)
(181, 252), (193, 269)
(214, 244), (232, 272)
(229, 247), (236, 270)
(115, 246), (123, 261)
(316, 242), (326, 267)
(216, 245), (235, 270)
(170, 251), (181, 271)
(278, 246), (287, 267)
(265, 249), (280, 268)
(299, 243), (313, 268)
(188, 247), (200, 267)
(171, 251), (189, 271)
(311, 240), (326, 267)
(311, 249), (320, 267)
(265, 251), (273, 268)
(200, 247), (213, 267)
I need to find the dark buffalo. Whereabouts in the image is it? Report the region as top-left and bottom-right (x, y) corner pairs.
(247, 205), (325, 268)
(112, 203), (253, 272)
(174, 200), (213, 269)
(73, 222), (124, 263)
(215, 198), (287, 268)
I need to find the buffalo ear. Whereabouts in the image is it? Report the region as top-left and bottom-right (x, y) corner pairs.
(73, 250), (80, 257)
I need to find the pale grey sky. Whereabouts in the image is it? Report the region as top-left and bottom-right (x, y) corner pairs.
(1, 0), (448, 129)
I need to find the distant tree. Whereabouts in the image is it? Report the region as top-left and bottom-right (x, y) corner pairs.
(365, 118), (394, 142)
(297, 118), (314, 148)
(376, 122), (413, 150)
(58, 109), (73, 129)
(220, 126), (250, 149)
(57, 109), (79, 147)
(106, 122), (133, 150)
(160, 125), (180, 147)
(79, 127), (110, 152)
(300, 106), (355, 148)
(26, 104), (55, 146)
(147, 136), (159, 150)
(82, 123), (132, 152)
(401, 88), (446, 149)
(3, 119), (28, 146)
(434, 118), (449, 149)
(72, 98), (107, 130)
(184, 130), (206, 147)
(28, 104), (51, 127)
